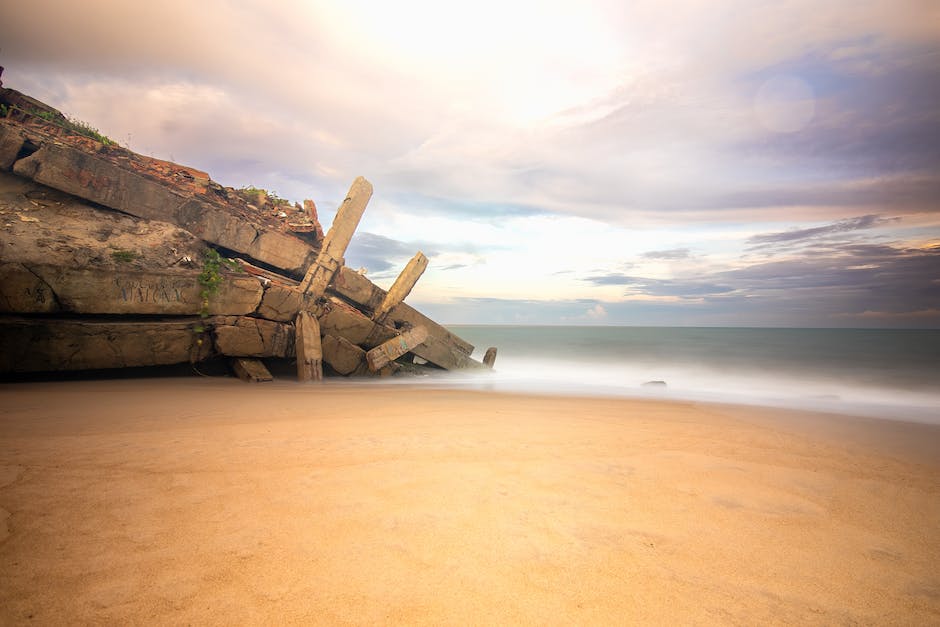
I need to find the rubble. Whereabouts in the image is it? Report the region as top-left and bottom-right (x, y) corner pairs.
(0, 87), (490, 379)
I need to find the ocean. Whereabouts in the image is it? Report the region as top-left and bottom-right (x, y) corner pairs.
(421, 326), (940, 424)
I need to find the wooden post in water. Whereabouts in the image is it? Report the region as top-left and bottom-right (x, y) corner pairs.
(365, 326), (428, 372)
(295, 310), (323, 381)
(299, 176), (373, 298)
(374, 251), (428, 323)
(483, 347), (497, 368)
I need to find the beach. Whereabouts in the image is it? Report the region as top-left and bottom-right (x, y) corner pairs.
(1, 379), (938, 624)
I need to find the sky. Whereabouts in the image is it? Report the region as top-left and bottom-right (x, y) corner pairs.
(2, 0), (939, 326)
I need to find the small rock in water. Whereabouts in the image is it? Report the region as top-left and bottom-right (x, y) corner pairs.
(642, 380), (667, 387)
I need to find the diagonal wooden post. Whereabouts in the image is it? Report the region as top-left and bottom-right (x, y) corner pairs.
(374, 251), (428, 323)
(299, 176), (373, 298)
(295, 310), (323, 381)
(365, 326), (428, 372)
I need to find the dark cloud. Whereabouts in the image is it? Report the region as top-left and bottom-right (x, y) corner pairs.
(742, 44), (940, 177)
(748, 215), (898, 245)
(344, 232), (438, 274)
(579, 243), (940, 325)
(642, 248), (691, 260)
(583, 274), (735, 297)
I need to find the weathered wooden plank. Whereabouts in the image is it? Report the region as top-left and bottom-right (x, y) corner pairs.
(0, 317), (204, 373)
(299, 176), (372, 296)
(329, 265), (478, 370)
(483, 347), (498, 368)
(295, 310), (323, 381)
(231, 358), (273, 382)
(374, 251), (428, 323)
(366, 326), (429, 372)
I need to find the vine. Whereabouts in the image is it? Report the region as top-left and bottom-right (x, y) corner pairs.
(193, 248), (240, 338)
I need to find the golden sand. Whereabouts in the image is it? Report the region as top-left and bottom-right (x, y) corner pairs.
(1, 379), (938, 624)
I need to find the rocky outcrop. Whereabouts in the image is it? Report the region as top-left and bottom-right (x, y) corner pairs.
(0, 87), (485, 379)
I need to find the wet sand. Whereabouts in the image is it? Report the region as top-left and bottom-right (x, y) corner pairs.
(1, 378), (938, 624)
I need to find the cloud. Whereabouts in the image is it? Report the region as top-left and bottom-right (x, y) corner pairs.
(582, 274), (735, 298)
(585, 304), (608, 320)
(4, 0), (938, 229)
(576, 243), (940, 325)
(642, 248), (691, 260)
(3, 1), (938, 327)
(747, 215), (898, 245)
(344, 232), (437, 275)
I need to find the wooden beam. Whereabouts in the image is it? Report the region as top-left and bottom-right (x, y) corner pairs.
(374, 251), (428, 323)
(365, 326), (428, 372)
(231, 358), (273, 382)
(299, 176), (373, 297)
(295, 310), (323, 381)
(483, 347), (498, 368)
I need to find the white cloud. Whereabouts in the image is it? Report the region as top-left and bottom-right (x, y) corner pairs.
(585, 304), (608, 320)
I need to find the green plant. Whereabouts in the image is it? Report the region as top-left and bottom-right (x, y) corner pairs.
(65, 116), (116, 146)
(0, 104), (8, 117)
(194, 248), (241, 335)
(110, 249), (137, 262)
(237, 185), (291, 207)
(17, 106), (117, 146)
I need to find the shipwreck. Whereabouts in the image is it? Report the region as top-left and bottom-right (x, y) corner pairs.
(0, 87), (494, 381)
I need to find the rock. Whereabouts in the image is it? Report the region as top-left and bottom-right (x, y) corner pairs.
(256, 284), (303, 322)
(0, 262), (59, 313)
(26, 265), (263, 316)
(0, 317), (203, 372)
(321, 334), (366, 376)
(12, 142), (316, 276)
(0, 122), (26, 170)
(211, 316), (294, 358)
(315, 296), (396, 349)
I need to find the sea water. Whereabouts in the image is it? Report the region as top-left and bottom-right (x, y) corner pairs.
(421, 327), (940, 423)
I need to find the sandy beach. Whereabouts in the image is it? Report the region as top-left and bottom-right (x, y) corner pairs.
(1, 379), (938, 625)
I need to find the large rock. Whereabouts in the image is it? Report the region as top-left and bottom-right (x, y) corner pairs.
(212, 316), (294, 358)
(256, 284), (304, 322)
(0, 317), (203, 372)
(0, 123), (26, 170)
(12, 142), (317, 275)
(0, 262), (59, 313)
(22, 265), (263, 315)
(321, 333), (366, 375)
(315, 296), (396, 349)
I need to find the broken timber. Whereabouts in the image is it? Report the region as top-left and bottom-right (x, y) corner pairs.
(231, 358), (274, 383)
(299, 176), (372, 297)
(0, 88), (490, 379)
(483, 347), (498, 368)
(374, 252), (428, 323)
(295, 310), (324, 381)
(366, 326), (429, 372)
